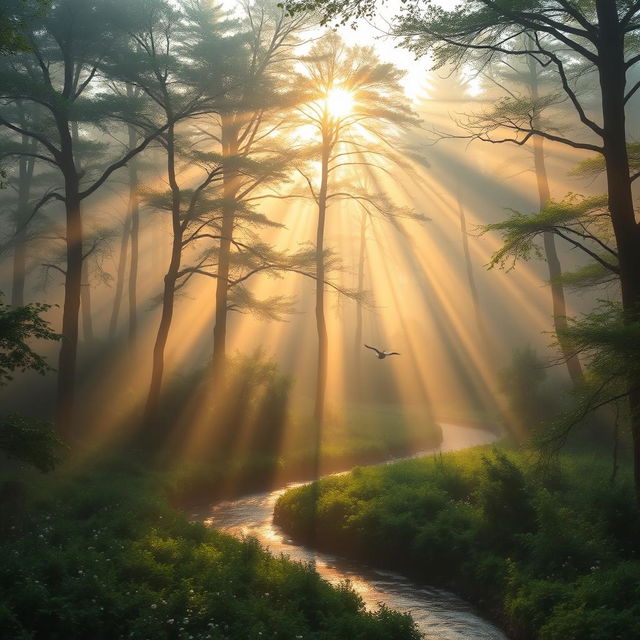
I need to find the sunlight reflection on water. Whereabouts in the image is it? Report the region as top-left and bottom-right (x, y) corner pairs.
(200, 424), (508, 640)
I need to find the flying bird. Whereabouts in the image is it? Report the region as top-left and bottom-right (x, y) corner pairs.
(364, 344), (400, 359)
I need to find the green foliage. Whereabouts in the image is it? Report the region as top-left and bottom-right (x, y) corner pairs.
(499, 345), (567, 438)
(476, 449), (536, 550)
(482, 194), (615, 273)
(552, 261), (618, 292)
(275, 446), (640, 639)
(0, 296), (59, 384)
(570, 143), (640, 180)
(535, 302), (640, 452)
(0, 468), (420, 639)
(0, 1), (50, 55)
(0, 414), (63, 472)
(0, 294), (61, 471)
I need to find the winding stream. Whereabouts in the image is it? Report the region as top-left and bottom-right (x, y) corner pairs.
(198, 423), (508, 639)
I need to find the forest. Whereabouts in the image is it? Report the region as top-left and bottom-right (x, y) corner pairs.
(1, 1), (639, 639)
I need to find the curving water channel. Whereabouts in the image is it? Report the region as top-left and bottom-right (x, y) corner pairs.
(198, 423), (508, 640)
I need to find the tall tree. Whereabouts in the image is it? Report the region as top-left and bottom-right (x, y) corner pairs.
(105, 0), (248, 430)
(527, 52), (584, 384)
(0, 0), (172, 436)
(292, 34), (419, 424)
(204, 0), (310, 377)
(0, 105), (39, 306)
(108, 85), (142, 344)
(471, 40), (585, 383)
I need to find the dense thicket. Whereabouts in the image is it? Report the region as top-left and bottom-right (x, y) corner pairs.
(0, 466), (420, 639)
(275, 447), (640, 639)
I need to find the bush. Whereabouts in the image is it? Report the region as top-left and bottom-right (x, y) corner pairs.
(0, 467), (420, 639)
(275, 446), (640, 640)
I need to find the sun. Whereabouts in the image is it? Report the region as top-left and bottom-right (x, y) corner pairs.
(325, 87), (354, 118)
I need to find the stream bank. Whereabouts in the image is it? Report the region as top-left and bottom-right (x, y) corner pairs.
(198, 423), (508, 639)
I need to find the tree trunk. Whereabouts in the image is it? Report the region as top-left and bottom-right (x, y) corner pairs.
(533, 141), (584, 384)
(11, 137), (36, 307)
(109, 117), (139, 342)
(353, 210), (367, 400)
(128, 164), (140, 346)
(125, 89), (140, 346)
(313, 134), (331, 425)
(80, 258), (94, 342)
(74, 120), (93, 343)
(144, 124), (181, 431)
(108, 212), (131, 339)
(528, 56), (584, 385)
(56, 186), (83, 438)
(212, 115), (240, 378)
(596, 0), (640, 503)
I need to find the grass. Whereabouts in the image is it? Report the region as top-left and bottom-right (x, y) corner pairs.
(274, 445), (640, 640)
(0, 460), (420, 640)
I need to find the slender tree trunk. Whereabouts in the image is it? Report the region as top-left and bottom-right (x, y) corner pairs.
(212, 115), (239, 377)
(597, 0), (640, 504)
(126, 88), (140, 346)
(144, 123), (181, 430)
(108, 212), (131, 339)
(313, 134), (331, 425)
(80, 258), (94, 342)
(53, 99), (84, 436)
(128, 167), (139, 346)
(533, 141), (584, 384)
(353, 210), (367, 399)
(109, 116), (139, 341)
(70, 121), (94, 344)
(56, 185), (83, 438)
(11, 137), (36, 306)
(528, 56), (584, 385)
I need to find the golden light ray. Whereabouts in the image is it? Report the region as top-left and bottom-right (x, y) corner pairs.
(1, 68), (609, 481)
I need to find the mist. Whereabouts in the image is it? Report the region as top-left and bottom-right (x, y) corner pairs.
(2, 2), (639, 638)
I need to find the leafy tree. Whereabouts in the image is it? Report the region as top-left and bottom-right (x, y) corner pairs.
(0, 296), (59, 383)
(0, 294), (62, 470)
(290, 33), (421, 424)
(0, 1), (50, 56)
(283, 0), (640, 501)
(0, 0), (175, 436)
(460, 37), (586, 384)
(190, 0), (312, 377)
(101, 0), (243, 430)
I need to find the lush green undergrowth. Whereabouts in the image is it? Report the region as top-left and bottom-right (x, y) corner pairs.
(0, 464), (420, 639)
(274, 446), (640, 640)
(166, 403), (442, 506)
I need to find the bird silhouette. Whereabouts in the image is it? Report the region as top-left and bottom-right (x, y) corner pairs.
(364, 344), (400, 359)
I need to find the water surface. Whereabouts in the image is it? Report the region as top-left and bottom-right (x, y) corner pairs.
(200, 423), (508, 640)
